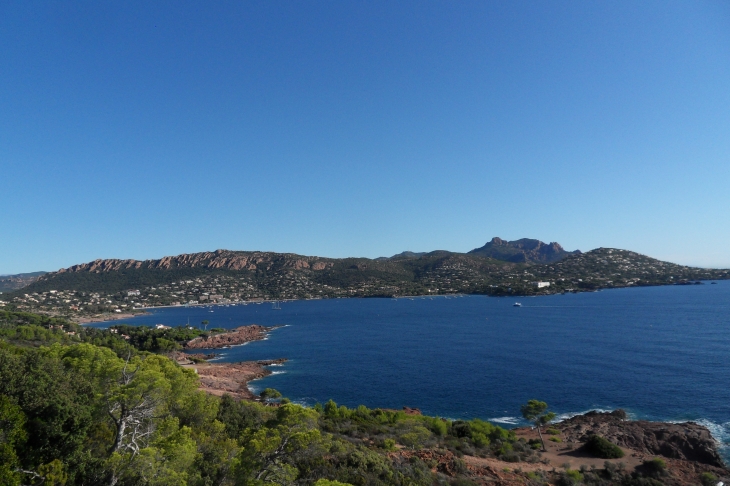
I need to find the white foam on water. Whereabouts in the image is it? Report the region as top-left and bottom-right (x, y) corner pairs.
(664, 418), (729, 441)
(691, 419), (730, 445)
(489, 416), (521, 425)
(269, 370), (286, 375)
(667, 418), (730, 463)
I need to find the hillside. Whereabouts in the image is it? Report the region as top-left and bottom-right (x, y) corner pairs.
(2, 243), (728, 319)
(0, 271), (47, 293)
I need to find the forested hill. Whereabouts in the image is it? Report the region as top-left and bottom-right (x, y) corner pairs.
(3, 244), (728, 317)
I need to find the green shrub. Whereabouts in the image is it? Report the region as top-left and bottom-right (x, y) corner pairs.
(641, 458), (667, 478)
(383, 438), (396, 451)
(260, 388), (282, 400)
(425, 417), (448, 436)
(700, 472), (718, 486)
(582, 434), (624, 458)
(557, 469), (584, 486)
(399, 425), (431, 448)
(314, 480), (353, 486)
(549, 436), (562, 443)
(501, 451), (520, 462)
(546, 428), (560, 435)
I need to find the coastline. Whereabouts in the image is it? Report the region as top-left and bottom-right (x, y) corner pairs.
(37, 279), (729, 326)
(74, 311), (147, 324)
(180, 358), (287, 400)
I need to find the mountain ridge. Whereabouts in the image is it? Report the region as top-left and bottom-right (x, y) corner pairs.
(0, 271), (47, 293)
(3, 240), (729, 319)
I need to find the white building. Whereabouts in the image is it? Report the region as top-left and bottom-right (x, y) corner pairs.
(533, 281), (550, 288)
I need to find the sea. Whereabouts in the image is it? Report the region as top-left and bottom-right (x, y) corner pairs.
(88, 281), (730, 458)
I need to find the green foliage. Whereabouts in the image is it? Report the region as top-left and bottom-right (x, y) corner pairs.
(398, 425), (431, 448)
(110, 324), (211, 353)
(641, 457), (667, 478)
(0, 395), (26, 485)
(546, 427), (560, 435)
(557, 469), (584, 486)
(583, 434), (625, 458)
(520, 399), (556, 426)
(549, 436), (562, 442)
(235, 403), (328, 484)
(217, 394), (273, 439)
(520, 399), (556, 451)
(700, 471), (718, 486)
(314, 480), (353, 486)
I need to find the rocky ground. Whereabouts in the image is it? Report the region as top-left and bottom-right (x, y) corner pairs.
(180, 358), (287, 400)
(555, 409), (725, 467)
(392, 410), (728, 485)
(184, 324), (275, 349)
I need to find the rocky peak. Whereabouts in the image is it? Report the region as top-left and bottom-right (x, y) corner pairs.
(468, 237), (579, 264)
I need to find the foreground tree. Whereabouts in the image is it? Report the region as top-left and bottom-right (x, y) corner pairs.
(235, 403), (328, 485)
(520, 399), (556, 451)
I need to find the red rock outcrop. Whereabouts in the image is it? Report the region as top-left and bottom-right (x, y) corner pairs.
(190, 358), (287, 400)
(556, 410), (725, 468)
(184, 325), (274, 350)
(50, 249), (333, 275)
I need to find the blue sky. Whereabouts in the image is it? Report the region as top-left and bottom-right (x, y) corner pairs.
(1, 1), (729, 274)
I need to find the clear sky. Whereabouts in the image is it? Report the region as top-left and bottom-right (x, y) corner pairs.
(1, 1), (729, 274)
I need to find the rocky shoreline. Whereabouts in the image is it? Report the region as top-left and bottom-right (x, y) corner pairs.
(554, 409), (725, 468)
(181, 358), (287, 400)
(176, 325), (286, 399)
(452, 410), (729, 485)
(184, 324), (275, 349)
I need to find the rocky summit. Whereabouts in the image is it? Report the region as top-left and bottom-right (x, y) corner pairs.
(468, 236), (581, 263)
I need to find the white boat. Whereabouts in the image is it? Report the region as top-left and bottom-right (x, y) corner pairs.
(513, 302), (522, 307)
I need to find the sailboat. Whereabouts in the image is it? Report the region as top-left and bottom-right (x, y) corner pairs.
(272, 301), (281, 310)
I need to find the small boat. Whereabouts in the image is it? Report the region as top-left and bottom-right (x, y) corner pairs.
(513, 302), (522, 307)
(272, 301), (281, 310)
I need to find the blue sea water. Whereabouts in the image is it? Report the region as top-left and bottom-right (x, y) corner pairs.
(89, 281), (730, 456)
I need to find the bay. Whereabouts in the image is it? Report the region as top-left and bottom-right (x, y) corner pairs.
(88, 280), (730, 456)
